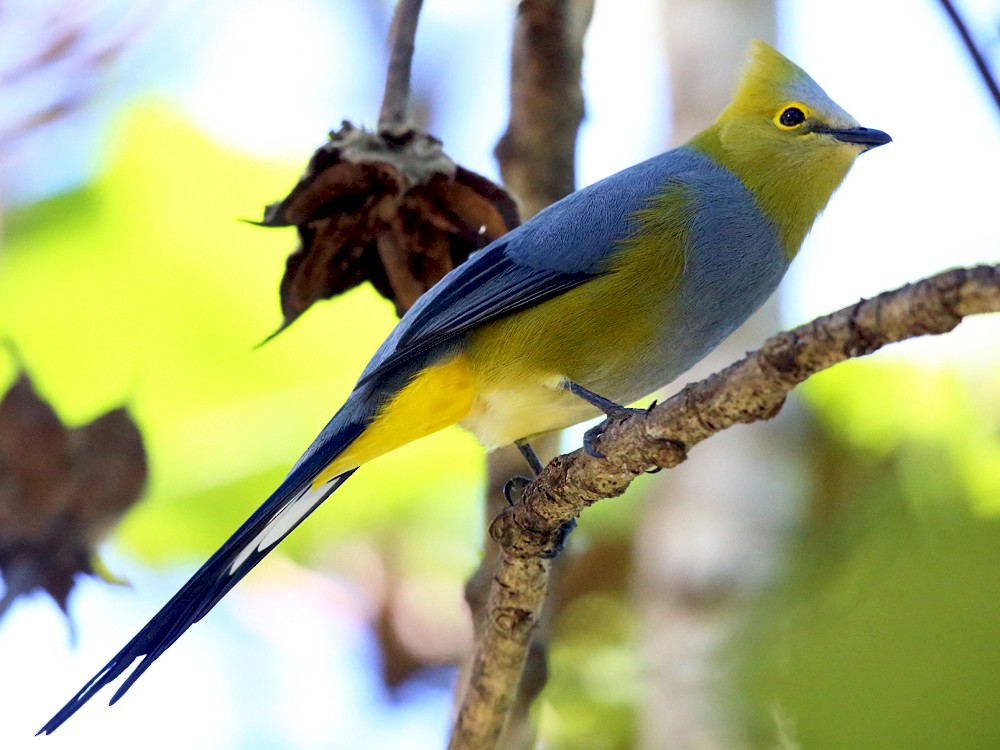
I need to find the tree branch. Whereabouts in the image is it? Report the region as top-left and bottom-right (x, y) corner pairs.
(378, 0), (423, 131)
(465, 263), (1000, 745)
(494, 0), (595, 218)
(937, 0), (1000, 115)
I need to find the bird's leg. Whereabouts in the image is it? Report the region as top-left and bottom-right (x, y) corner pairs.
(507, 438), (576, 558)
(516, 439), (544, 475)
(497, 387), (658, 554)
(502, 475), (531, 504)
(503, 439), (543, 505)
(564, 380), (652, 459)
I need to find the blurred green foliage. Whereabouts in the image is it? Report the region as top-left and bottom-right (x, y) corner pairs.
(735, 360), (1000, 749)
(807, 359), (1000, 517)
(0, 104), (483, 577)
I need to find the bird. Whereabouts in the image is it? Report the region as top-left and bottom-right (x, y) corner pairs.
(39, 40), (890, 734)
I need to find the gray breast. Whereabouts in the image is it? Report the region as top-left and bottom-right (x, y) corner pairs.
(656, 158), (789, 382)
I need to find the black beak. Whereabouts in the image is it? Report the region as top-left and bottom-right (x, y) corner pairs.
(816, 125), (892, 151)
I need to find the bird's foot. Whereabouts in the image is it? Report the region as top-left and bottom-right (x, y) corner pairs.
(503, 440), (542, 505)
(566, 381), (651, 459)
(503, 475), (532, 505)
(541, 518), (577, 559)
(515, 439), (544, 476)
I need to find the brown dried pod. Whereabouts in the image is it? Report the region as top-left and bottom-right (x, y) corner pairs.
(255, 122), (521, 334)
(0, 371), (147, 618)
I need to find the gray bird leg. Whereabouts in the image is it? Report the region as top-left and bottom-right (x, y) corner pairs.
(503, 439), (543, 506)
(515, 438), (544, 475)
(508, 438), (577, 557)
(564, 380), (655, 459)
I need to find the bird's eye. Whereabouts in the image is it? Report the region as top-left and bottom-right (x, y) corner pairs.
(778, 106), (807, 128)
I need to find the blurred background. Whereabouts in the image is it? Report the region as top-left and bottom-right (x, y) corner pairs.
(0, 0), (998, 748)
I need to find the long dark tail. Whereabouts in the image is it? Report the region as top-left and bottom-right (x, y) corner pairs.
(38, 418), (368, 735)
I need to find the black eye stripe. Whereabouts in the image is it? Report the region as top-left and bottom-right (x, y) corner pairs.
(779, 107), (806, 127)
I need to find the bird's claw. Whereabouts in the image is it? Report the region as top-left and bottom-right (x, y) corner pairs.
(566, 381), (658, 461)
(541, 518), (578, 558)
(503, 475), (532, 505)
(583, 404), (650, 459)
(582, 422), (607, 458)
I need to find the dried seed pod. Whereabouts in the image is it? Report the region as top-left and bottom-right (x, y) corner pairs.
(256, 122), (520, 333)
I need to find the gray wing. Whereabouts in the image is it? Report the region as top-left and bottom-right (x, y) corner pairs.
(357, 148), (698, 386)
(357, 239), (597, 385)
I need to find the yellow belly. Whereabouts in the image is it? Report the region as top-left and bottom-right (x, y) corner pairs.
(311, 348), (605, 489)
(312, 354), (478, 486)
(311, 180), (692, 480)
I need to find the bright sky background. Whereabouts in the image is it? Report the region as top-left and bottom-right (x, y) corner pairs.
(1, 1), (998, 748)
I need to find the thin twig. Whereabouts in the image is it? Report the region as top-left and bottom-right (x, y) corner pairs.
(467, 263), (1000, 748)
(937, 0), (1000, 114)
(378, 0), (424, 131)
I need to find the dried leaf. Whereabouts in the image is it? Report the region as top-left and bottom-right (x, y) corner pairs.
(376, 221), (428, 315)
(0, 374), (71, 537)
(68, 408), (147, 543)
(0, 371), (147, 619)
(262, 162), (405, 228)
(453, 165), (521, 237)
(280, 216), (365, 322)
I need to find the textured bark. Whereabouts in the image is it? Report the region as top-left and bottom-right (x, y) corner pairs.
(462, 439), (555, 750)
(465, 264), (1000, 748)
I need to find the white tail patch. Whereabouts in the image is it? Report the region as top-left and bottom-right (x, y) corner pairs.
(228, 478), (339, 574)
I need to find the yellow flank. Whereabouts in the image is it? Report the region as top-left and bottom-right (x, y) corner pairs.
(458, 188), (694, 448)
(469, 186), (691, 392)
(312, 354), (477, 486)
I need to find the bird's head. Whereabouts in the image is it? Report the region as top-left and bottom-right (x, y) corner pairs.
(719, 40), (890, 157)
(691, 41), (890, 255)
